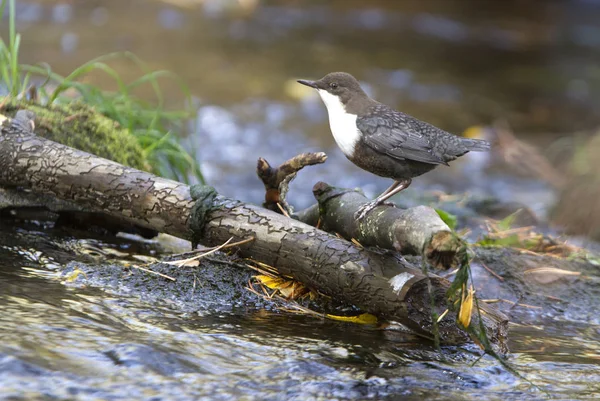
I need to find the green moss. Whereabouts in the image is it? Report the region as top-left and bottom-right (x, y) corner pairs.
(1, 98), (149, 171)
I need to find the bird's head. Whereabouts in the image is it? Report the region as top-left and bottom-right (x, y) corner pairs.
(297, 72), (368, 110)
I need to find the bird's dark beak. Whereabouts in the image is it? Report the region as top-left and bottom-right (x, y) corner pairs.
(297, 79), (319, 89)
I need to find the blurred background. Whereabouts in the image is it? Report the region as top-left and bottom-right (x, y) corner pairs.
(2, 3), (600, 399)
(7, 0), (600, 238)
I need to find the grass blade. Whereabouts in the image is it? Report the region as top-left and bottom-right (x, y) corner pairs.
(0, 0), (7, 20)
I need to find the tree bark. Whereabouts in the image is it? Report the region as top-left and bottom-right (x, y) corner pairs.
(0, 113), (508, 350)
(300, 183), (465, 269)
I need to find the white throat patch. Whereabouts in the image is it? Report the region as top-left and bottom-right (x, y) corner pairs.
(317, 89), (360, 157)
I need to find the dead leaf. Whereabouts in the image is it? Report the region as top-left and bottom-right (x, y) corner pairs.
(325, 313), (378, 325)
(65, 269), (87, 282)
(458, 284), (475, 328)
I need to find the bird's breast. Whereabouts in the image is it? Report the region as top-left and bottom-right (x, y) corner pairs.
(317, 89), (361, 157)
(327, 111), (361, 157)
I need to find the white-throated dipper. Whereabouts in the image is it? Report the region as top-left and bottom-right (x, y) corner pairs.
(297, 72), (491, 219)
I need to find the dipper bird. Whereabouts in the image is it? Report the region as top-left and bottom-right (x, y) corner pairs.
(297, 72), (491, 219)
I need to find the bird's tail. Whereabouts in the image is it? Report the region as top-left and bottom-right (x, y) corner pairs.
(461, 137), (491, 152)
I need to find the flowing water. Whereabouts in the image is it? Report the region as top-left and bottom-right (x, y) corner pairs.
(2, 1), (600, 399)
(1, 219), (599, 400)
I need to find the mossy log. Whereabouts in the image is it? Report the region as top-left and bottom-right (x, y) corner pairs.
(0, 98), (149, 171)
(0, 110), (508, 350)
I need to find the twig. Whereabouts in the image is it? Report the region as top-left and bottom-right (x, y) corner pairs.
(165, 237), (235, 267)
(185, 237), (255, 256)
(513, 247), (563, 259)
(350, 238), (363, 248)
(257, 152), (327, 214)
(0, 96), (10, 110)
(165, 237), (255, 267)
(203, 256), (247, 269)
(523, 267), (581, 276)
(530, 292), (565, 302)
(129, 264), (176, 281)
(63, 112), (86, 123)
(442, 268), (459, 278)
(245, 260), (281, 276)
(482, 299), (541, 309)
(478, 260), (505, 281)
(277, 202), (290, 217)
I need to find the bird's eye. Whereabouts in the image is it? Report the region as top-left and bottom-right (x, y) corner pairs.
(330, 82), (338, 89)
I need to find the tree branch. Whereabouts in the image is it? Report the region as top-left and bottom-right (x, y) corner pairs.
(256, 152), (327, 215)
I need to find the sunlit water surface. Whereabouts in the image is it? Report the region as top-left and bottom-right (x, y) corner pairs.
(1, 222), (599, 400)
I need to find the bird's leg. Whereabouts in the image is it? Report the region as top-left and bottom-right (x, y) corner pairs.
(362, 181), (401, 209)
(375, 178), (412, 204)
(376, 181), (401, 199)
(354, 179), (412, 220)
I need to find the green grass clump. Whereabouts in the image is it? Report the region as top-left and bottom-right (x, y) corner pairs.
(0, 0), (204, 184)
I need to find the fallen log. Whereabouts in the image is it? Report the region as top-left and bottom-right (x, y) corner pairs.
(302, 183), (464, 269)
(0, 110), (508, 349)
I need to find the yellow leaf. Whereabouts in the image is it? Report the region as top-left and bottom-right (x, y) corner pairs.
(254, 275), (313, 299)
(458, 284), (475, 328)
(279, 285), (295, 298)
(278, 280), (294, 290)
(65, 269), (87, 282)
(255, 274), (288, 289)
(325, 313), (378, 325)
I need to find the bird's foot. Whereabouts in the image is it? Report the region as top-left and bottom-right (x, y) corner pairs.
(354, 200), (396, 220)
(355, 202), (377, 220)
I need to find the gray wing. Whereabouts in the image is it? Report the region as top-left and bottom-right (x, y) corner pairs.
(356, 105), (449, 166)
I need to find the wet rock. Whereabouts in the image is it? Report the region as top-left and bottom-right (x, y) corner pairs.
(471, 247), (600, 325)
